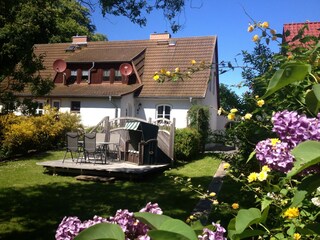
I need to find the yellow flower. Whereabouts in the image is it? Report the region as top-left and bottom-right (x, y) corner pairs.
(270, 138), (280, 146)
(247, 25), (254, 32)
(174, 67), (180, 73)
(209, 192), (216, 197)
(217, 107), (223, 115)
(288, 54), (294, 60)
(255, 95), (259, 99)
(248, 172), (258, 183)
(253, 35), (259, 42)
(258, 171), (268, 181)
(165, 71), (171, 76)
(160, 68), (166, 74)
(223, 163), (230, 169)
(261, 21), (269, 28)
(283, 207), (299, 219)
(212, 200), (219, 205)
(261, 165), (271, 172)
(227, 113), (235, 121)
(232, 203), (239, 209)
(270, 29), (276, 35)
(191, 59), (197, 65)
(293, 233), (301, 240)
(153, 74), (160, 81)
(244, 113), (252, 120)
(230, 108), (238, 113)
(257, 99), (265, 107)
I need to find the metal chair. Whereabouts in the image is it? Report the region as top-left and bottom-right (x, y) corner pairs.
(107, 133), (121, 161)
(63, 132), (81, 163)
(83, 133), (103, 164)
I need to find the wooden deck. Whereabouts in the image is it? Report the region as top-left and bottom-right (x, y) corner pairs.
(37, 159), (170, 180)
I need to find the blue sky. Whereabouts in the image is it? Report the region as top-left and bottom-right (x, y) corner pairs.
(90, 0), (319, 95)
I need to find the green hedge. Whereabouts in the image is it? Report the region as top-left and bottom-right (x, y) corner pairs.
(174, 128), (201, 161)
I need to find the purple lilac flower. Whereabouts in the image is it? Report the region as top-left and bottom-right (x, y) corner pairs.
(55, 202), (163, 240)
(198, 222), (226, 240)
(139, 202), (163, 214)
(272, 110), (320, 148)
(255, 138), (294, 172)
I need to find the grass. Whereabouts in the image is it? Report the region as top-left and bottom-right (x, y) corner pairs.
(0, 151), (221, 240)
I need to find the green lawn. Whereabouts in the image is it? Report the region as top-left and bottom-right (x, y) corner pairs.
(0, 151), (221, 240)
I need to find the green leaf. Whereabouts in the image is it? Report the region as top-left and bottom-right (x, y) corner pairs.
(263, 63), (311, 98)
(288, 141), (320, 177)
(135, 213), (198, 240)
(147, 230), (191, 240)
(246, 151), (256, 163)
(299, 173), (320, 193)
(235, 208), (262, 234)
(134, 212), (172, 229)
(290, 190), (307, 207)
(158, 218), (198, 240)
(74, 223), (125, 240)
(261, 198), (272, 213)
(305, 84), (320, 115)
(260, 205), (270, 224)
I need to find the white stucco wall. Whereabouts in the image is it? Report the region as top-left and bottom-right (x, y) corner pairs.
(136, 98), (191, 128)
(58, 97), (120, 127)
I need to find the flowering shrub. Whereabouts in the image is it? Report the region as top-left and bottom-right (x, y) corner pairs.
(55, 202), (226, 240)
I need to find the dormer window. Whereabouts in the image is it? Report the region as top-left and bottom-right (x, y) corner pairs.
(103, 69), (110, 81)
(67, 70), (77, 84)
(115, 70), (122, 82)
(82, 70), (89, 81)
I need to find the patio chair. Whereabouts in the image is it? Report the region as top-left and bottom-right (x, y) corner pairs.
(83, 133), (104, 164)
(63, 132), (81, 163)
(107, 133), (121, 161)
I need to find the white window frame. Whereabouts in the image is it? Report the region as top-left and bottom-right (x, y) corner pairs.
(156, 104), (171, 120)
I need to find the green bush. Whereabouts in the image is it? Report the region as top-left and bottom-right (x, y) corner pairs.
(0, 107), (83, 158)
(174, 128), (201, 160)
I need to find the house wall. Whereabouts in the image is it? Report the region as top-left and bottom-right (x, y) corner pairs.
(57, 97), (120, 127)
(136, 98), (191, 128)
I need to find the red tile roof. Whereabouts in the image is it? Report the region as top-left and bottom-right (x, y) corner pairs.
(32, 36), (217, 99)
(283, 21), (320, 43)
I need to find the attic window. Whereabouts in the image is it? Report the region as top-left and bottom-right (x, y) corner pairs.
(169, 40), (176, 46)
(103, 69), (110, 81)
(115, 70), (122, 81)
(82, 70), (88, 81)
(65, 45), (76, 52)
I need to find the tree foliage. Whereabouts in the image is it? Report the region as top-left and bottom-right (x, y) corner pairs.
(96, 0), (185, 33)
(0, 0), (106, 113)
(219, 83), (243, 112)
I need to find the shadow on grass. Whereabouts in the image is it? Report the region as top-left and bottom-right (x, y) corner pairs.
(0, 174), (209, 240)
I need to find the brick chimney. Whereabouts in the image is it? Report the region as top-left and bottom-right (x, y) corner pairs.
(150, 32), (171, 40)
(72, 35), (88, 45)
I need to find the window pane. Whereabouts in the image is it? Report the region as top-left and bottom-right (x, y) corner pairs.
(103, 70), (110, 81)
(53, 101), (60, 110)
(115, 70), (122, 81)
(71, 101), (80, 112)
(71, 70), (77, 76)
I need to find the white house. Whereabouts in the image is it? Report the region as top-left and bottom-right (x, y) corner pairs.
(15, 33), (221, 129)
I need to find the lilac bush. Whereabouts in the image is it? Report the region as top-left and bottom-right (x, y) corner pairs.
(272, 110), (320, 148)
(198, 222), (226, 240)
(255, 138), (294, 172)
(56, 202), (227, 240)
(255, 110), (320, 172)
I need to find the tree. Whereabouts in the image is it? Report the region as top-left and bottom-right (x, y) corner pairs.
(219, 83), (244, 112)
(0, 0), (106, 113)
(95, 0), (185, 33)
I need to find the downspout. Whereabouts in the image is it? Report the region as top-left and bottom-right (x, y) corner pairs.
(109, 95), (118, 118)
(88, 62), (95, 84)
